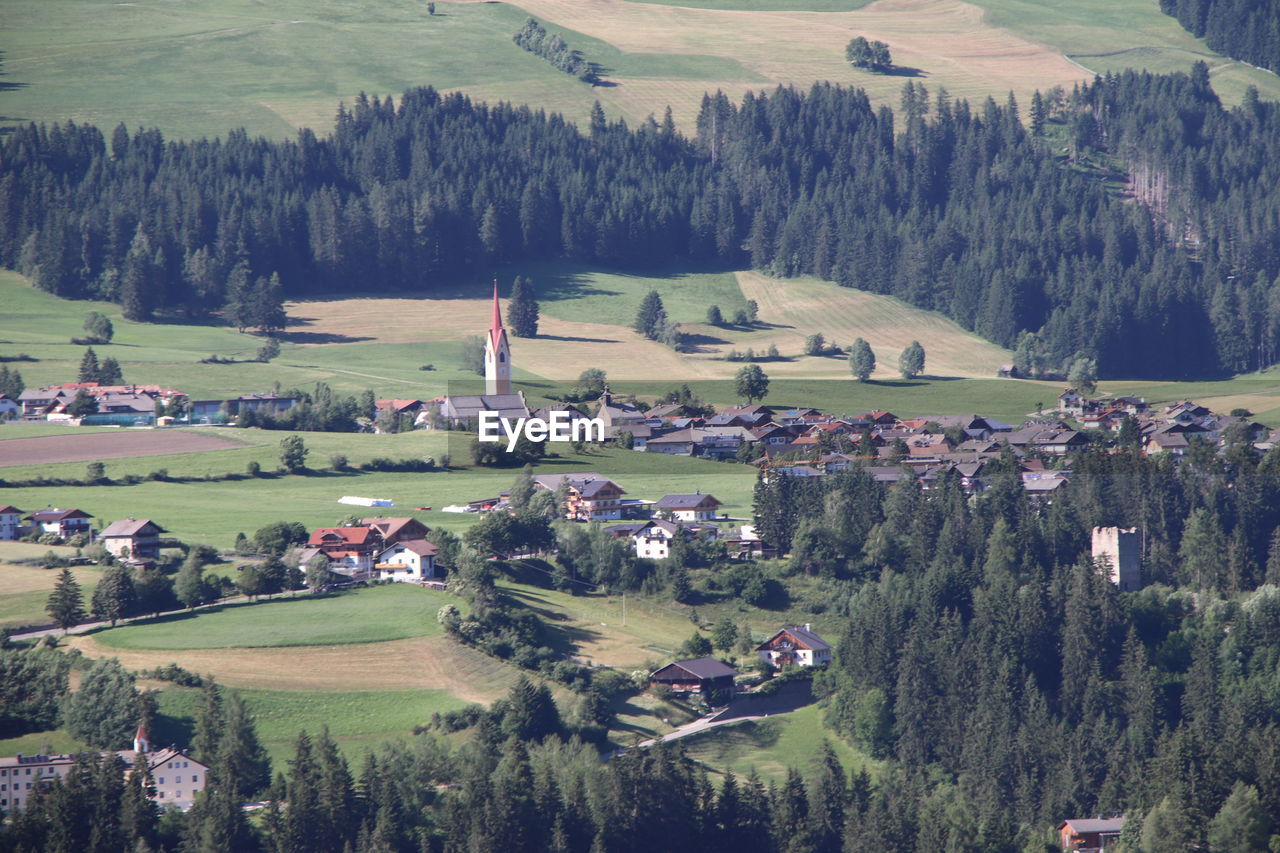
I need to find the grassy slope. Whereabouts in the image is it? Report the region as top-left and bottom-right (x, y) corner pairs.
(680, 703), (876, 783)
(92, 585), (446, 650)
(0, 550), (102, 630)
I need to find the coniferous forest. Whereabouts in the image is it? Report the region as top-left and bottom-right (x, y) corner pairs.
(1160, 0), (1280, 75)
(5, 68), (1280, 377)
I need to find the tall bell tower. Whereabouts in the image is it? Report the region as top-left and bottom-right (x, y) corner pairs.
(483, 280), (512, 396)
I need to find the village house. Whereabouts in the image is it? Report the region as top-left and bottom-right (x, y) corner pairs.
(0, 394), (19, 419)
(649, 658), (737, 698)
(0, 726), (207, 813)
(1058, 817), (1125, 852)
(531, 472), (628, 521)
(306, 527), (380, 577)
(24, 508), (93, 541)
(0, 506), (22, 541)
(98, 518), (166, 560)
(756, 624), (832, 669)
(653, 492), (722, 522)
(189, 393), (297, 424)
(374, 539), (440, 582)
(360, 517), (429, 546)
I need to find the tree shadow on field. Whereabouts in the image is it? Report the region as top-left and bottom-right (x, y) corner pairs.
(279, 316), (373, 344)
(536, 333), (620, 344)
(881, 65), (926, 78)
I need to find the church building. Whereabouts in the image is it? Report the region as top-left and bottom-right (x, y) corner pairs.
(436, 281), (529, 427)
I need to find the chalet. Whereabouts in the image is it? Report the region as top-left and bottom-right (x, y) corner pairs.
(17, 387), (74, 419)
(360, 517), (429, 546)
(1, 726), (207, 813)
(0, 506), (21, 541)
(531, 472), (627, 521)
(307, 527), (379, 576)
(609, 519), (684, 560)
(24, 508), (92, 540)
(649, 658), (736, 697)
(1058, 817), (1124, 852)
(1057, 388), (1086, 416)
(654, 492), (722, 522)
(98, 518), (166, 560)
(757, 624), (832, 669)
(374, 539), (440, 582)
(1145, 432), (1189, 456)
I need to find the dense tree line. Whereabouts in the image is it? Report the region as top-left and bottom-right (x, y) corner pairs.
(513, 18), (599, 84)
(6, 72), (1280, 376)
(1160, 0), (1280, 74)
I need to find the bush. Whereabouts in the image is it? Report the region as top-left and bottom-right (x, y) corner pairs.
(330, 454), (350, 471)
(148, 468), (168, 482)
(247, 460), (261, 477)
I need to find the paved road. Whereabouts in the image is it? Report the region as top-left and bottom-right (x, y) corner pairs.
(7, 592), (296, 641)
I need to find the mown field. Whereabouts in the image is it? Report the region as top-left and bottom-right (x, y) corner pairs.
(0, 546), (100, 630)
(2, 0), (1276, 149)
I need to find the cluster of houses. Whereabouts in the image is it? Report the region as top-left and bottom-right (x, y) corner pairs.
(7, 381), (299, 427)
(296, 516), (441, 583)
(1, 505), (167, 563)
(1, 725), (206, 813)
(1059, 388), (1272, 455)
(648, 624), (833, 697)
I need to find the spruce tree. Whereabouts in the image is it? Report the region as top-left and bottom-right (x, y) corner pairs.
(217, 692), (271, 799)
(193, 679), (224, 764)
(78, 347), (101, 383)
(634, 290), (666, 339)
(508, 275), (540, 337)
(97, 356), (124, 385)
(46, 567), (86, 632)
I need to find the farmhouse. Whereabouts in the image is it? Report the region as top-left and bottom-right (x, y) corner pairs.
(606, 519), (711, 560)
(757, 624), (832, 669)
(1058, 817), (1124, 852)
(649, 658), (737, 697)
(0, 506), (21, 541)
(98, 518), (166, 560)
(0, 727), (207, 813)
(653, 492), (722, 522)
(307, 527), (379, 577)
(361, 517), (430, 545)
(24, 507), (93, 540)
(375, 539), (440, 582)
(532, 472), (628, 521)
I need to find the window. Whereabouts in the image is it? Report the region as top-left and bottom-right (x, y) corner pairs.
(192, 774), (199, 782)
(158, 792), (164, 798)
(158, 777), (165, 784)
(175, 775), (181, 783)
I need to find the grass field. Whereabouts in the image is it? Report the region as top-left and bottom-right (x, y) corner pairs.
(92, 585), (445, 650)
(6, 0), (1274, 152)
(0, 553), (102, 630)
(680, 703), (877, 782)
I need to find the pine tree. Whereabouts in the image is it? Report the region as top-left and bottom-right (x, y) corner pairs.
(634, 290), (667, 339)
(1029, 90), (1046, 136)
(78, 347), (101, 383)
(508, 275), (540, 337)
(97, 356), (124, 385)
(503, 675), (561, 741)
(46, 567), (86, 632)
(217, 692), (271, 799)
(90, 565), (136, 626)
(193, 679), (224, 764)
(849, 338), (875, 381)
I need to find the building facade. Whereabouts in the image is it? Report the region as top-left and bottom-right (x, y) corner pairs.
(1092, 527), (1141, 591)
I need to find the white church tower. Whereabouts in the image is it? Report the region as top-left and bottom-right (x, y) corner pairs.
(484, 280), (512, 396)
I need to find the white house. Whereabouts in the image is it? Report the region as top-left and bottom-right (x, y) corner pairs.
(374, 539), (440, 582)
(0, 506), (22, 541)
(756, 624), (832, 669)
(653, 492), (722, 522)
(0, 395), (18, 420)
(24, 508), (93, 540)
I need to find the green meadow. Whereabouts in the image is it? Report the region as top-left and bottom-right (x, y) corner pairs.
(93, 585), (446, 650)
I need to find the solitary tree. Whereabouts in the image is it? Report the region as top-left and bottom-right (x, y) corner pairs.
(849, 338), (876, 381)
(46, 568), (86, 632)
(706, 305), (723, 326)
(427, 1), (436, 13)
(508, 275), (540, 337)
(735, 363), (770, 403)
(84, 311), (114, 343)
(898, 340), (925, 379)
(634, 290), (667, 339)
(78, 347), (101, 382)
(804, 333), (826, 356)
(279, 435), (308, 472)
(577, 367), (607, 397)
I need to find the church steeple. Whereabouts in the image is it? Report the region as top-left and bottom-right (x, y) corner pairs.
(133, 722), (151, 754)
(484, 279), (512, 396)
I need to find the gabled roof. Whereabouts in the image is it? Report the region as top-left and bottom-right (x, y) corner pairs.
(308, 527), (375, 547)
(0, 505), (21, 514)
(652, 657), (737, 680)
(25, 508), (92, 522)
(654, 493), (721, 510)
(361, 517), (429, 541)
(99, 518), (166, 538)
(379, 538), (439, 558)
(1060, 818), (1125, 834)
(758, 625), (831, 652)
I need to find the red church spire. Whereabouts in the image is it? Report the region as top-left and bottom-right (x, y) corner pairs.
(490, 279), (503, 338)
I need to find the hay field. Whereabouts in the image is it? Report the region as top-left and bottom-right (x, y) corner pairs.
(0, 559), (103, 630)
